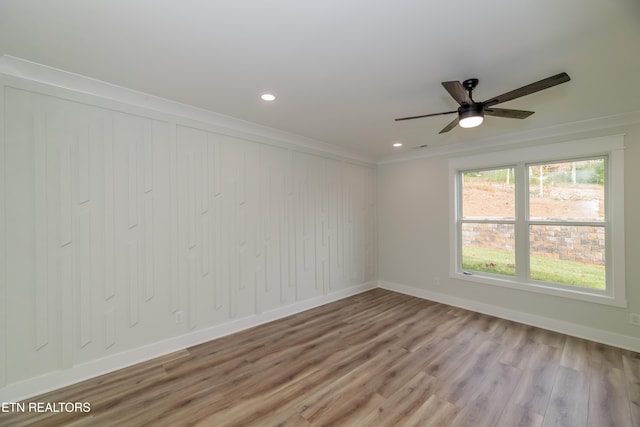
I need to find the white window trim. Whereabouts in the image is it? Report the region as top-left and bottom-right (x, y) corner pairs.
(448, 135), (626, 307)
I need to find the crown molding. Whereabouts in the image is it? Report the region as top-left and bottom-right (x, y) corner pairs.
(0, 55), (376, 166)
(378, 110), (640, 165)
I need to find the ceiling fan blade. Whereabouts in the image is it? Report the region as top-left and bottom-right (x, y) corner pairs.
(484, 108), (535, 119)
(442, 81), (472, 105)
(439, 117), (459, 133)
(482, 72), (570, 107)
(395, 110), (457, 121)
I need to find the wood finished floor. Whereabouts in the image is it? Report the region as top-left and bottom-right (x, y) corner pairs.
(2, 289), (639, 427)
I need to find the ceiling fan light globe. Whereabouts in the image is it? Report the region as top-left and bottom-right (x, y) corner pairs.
(459, 115), (484, 128)
(458, 104), (484, 128)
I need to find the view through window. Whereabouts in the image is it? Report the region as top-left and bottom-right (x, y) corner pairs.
(460, 158), (606, 290)
(461, 167), (516, 276)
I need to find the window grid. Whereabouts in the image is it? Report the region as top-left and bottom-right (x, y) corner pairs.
(457, 156), (608, 293)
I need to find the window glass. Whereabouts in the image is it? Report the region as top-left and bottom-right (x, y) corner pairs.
(461, 168), (515, 220)
(529, 224), (605, 289)
(528, 159), (605, 222)
(462, 223), (515, 276)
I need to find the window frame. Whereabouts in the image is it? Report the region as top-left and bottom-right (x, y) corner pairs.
(449, 135), (626, 307)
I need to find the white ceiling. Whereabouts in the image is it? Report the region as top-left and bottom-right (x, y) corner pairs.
(1, 0), (639, 160)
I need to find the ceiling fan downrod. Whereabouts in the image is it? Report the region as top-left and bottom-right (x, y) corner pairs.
(462, 78), (479, 104)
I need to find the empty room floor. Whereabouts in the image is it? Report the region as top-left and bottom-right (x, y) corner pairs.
(2, 288), (639, 426)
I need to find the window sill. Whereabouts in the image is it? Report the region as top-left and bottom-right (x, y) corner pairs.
(451, 271), (627, 308)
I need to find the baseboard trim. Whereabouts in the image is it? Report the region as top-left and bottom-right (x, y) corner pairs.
(378, 280), (640, 353)
(1, 282), (376, 402)
(8, 278), (636, 402)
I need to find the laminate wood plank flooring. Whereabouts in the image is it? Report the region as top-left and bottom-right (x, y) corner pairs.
(2, 288), (639, 427)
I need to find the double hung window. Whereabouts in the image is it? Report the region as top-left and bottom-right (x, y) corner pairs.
(449, 136), (625, 307)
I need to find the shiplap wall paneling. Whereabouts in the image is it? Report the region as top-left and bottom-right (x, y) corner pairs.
(326, 159), (344, 292)
(150, 119), (172, 329)
(112, 113), (173, 351)
(3, 90), (113, 381)
(176, 125), (219, 328)
(285, 150), (297, 305)
(257, 144), (292, 313)
(365, 166), (377, 282)
(0, 84), (5, 389)
(348, 164), (377, 285)
(3, 89), (176, 385)
(5, 88), (48, 384)
(348, 163), (375, 285)
(293, 152), (321, 301)
(176, 125), (202, 330)
(209, 134), (229, 321)
(1, 77), (377, 394)
(231, 138), (260, 320)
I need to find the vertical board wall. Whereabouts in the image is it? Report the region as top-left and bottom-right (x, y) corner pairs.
(0, 81), (376, 394)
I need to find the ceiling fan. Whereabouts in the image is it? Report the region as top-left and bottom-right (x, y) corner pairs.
(395, 72), (570, 133)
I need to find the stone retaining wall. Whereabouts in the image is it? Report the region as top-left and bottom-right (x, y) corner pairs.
(462, 223), (605, 265)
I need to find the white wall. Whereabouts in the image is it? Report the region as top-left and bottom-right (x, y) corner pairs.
(0, 68), (376, 400)
(378, 124), (640, 351)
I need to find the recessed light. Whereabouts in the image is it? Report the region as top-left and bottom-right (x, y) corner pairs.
(392, 142), (403, 147)
(261, 93), (276, 102)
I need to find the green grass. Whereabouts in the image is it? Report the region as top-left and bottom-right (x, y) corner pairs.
(462, 245), (605, 290)
(462, 246), (516, 276)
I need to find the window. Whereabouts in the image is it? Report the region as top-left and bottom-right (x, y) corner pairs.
(449, 135), (626, 307)
(460, 167), (516, 277)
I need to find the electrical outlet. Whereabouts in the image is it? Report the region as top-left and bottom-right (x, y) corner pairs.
(630, 313), (640, 326)
(175, 310), (185, 324)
